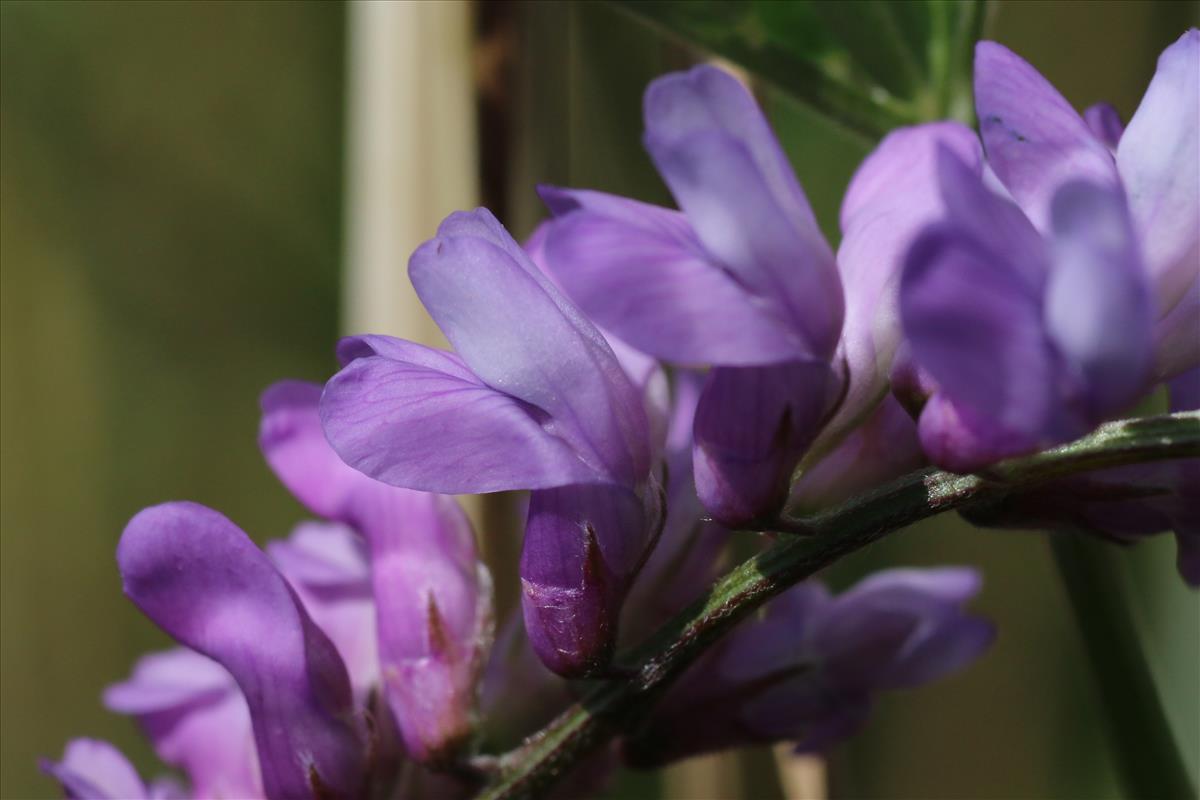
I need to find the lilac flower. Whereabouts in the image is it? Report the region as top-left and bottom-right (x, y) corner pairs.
(536, 65), (845, 527)
(260, 380), (491, 762)
(624, 369), (731, 642)
(266, 522), (381, 702)
(103, 648), (261, 799)
(967, 368), (1200, 585)
(622, 568), (995, 766)
(41, 739), (183, 800)
(319, 209), (660, 677)
(896, 32), (1199, 470)
(117, 502), (367, 799)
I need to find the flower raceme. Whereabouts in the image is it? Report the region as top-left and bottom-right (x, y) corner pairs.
(537, 65), (848, 529)
(44, 30), (1198, 800)
(623, 568), (994, 767)
(44, 384), (492, 798)
(319, 209), (664, 679)
(895, 31), (1199, 470)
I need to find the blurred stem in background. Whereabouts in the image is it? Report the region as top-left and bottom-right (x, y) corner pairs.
(342, 0), (486, 530)
(1051, 533), (1196, 800)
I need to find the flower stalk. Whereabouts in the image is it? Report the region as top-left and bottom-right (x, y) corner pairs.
(477, 411), (1200, 799)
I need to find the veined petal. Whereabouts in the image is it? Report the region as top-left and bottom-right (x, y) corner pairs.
(1046, 180), (1154, 419)
(335, 334), (477, 381)
(41, 740), (151, 800)
(822, 123), (983, 448)
(644, 66), (842, 362)
(118, 502), (364, 799)
(537, 188), (805, 365)
(264, 381), (491, 761)
(693, 361), (840, 527)
(839, 122), (982, 234)
(1118, 29), (1200, 314)
(321, 352), (604, 493)
(644, 65), (823, 238)
(521, 482), (662, 677)
(975, 41), (1118, 231)
(267, 379), (476, 569)
(901, 226), (1060, 443)
(104, 649), (261, 799)
(644, 130), (842, 362)
(410, 223), (649, 485)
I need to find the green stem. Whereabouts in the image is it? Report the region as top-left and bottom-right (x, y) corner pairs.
(1050, 532), (1196, 800)
(476, 412), (1200, 799)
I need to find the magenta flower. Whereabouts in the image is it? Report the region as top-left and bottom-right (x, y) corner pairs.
(623, 568), (994, 766)
(320, 209), (661, 677)
(896, 31), (1199, 470)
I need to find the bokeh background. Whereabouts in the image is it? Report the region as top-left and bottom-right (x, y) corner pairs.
(2, 2), (1197, 798)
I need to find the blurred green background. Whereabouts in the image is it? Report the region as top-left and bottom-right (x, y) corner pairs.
(2, 2), (1196, 798)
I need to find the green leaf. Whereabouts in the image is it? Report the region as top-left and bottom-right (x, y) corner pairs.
(610, 0), (990, 139)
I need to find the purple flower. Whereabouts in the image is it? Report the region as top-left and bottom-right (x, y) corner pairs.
(62, 386), (494, 798)
(536, 65), (845, 527)
(117, 502), (366, 799)
(896, 32), (1199, 470)
(266, 522), (381, 703)
(622, 568), (994, 766)
(41, 739), (183, 800)
(967, 368), (1200, 586)
(624, 369), (731, 642)
(319, 209), (660, 677)
(103, 648), (260, 798)
(260, 380), (492, 762)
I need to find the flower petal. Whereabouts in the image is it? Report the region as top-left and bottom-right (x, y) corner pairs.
(264, 381), (491, 761)
(537, 187), (805, 365)
(118, 502), (364, 799)
(409, 219), (649, 485)
(644, 66), (842, 362)
(822, 123), (982, 449)
(521, 482), (661, 677)
(321, 349), (603, 493)
(901, 225), (1060, 447)
(1117, 29), (1200, 314)
(41, 740), (150, 800)
(974, 40), (1118, 231)
(268, 523), (381, 702)
(103, 649), (261, 799)
(1084, 102), (1124, 150)
(1046, 180), (1154, 418)
(693, 361), (840, 527)
(916, 393), (1049, 472)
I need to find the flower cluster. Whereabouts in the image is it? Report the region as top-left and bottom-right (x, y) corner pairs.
(46, 30), (1197, 800)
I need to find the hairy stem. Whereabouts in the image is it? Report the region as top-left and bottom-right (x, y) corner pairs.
(477, 412), (1200, 800)
(1051, 533), (1196, 800)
